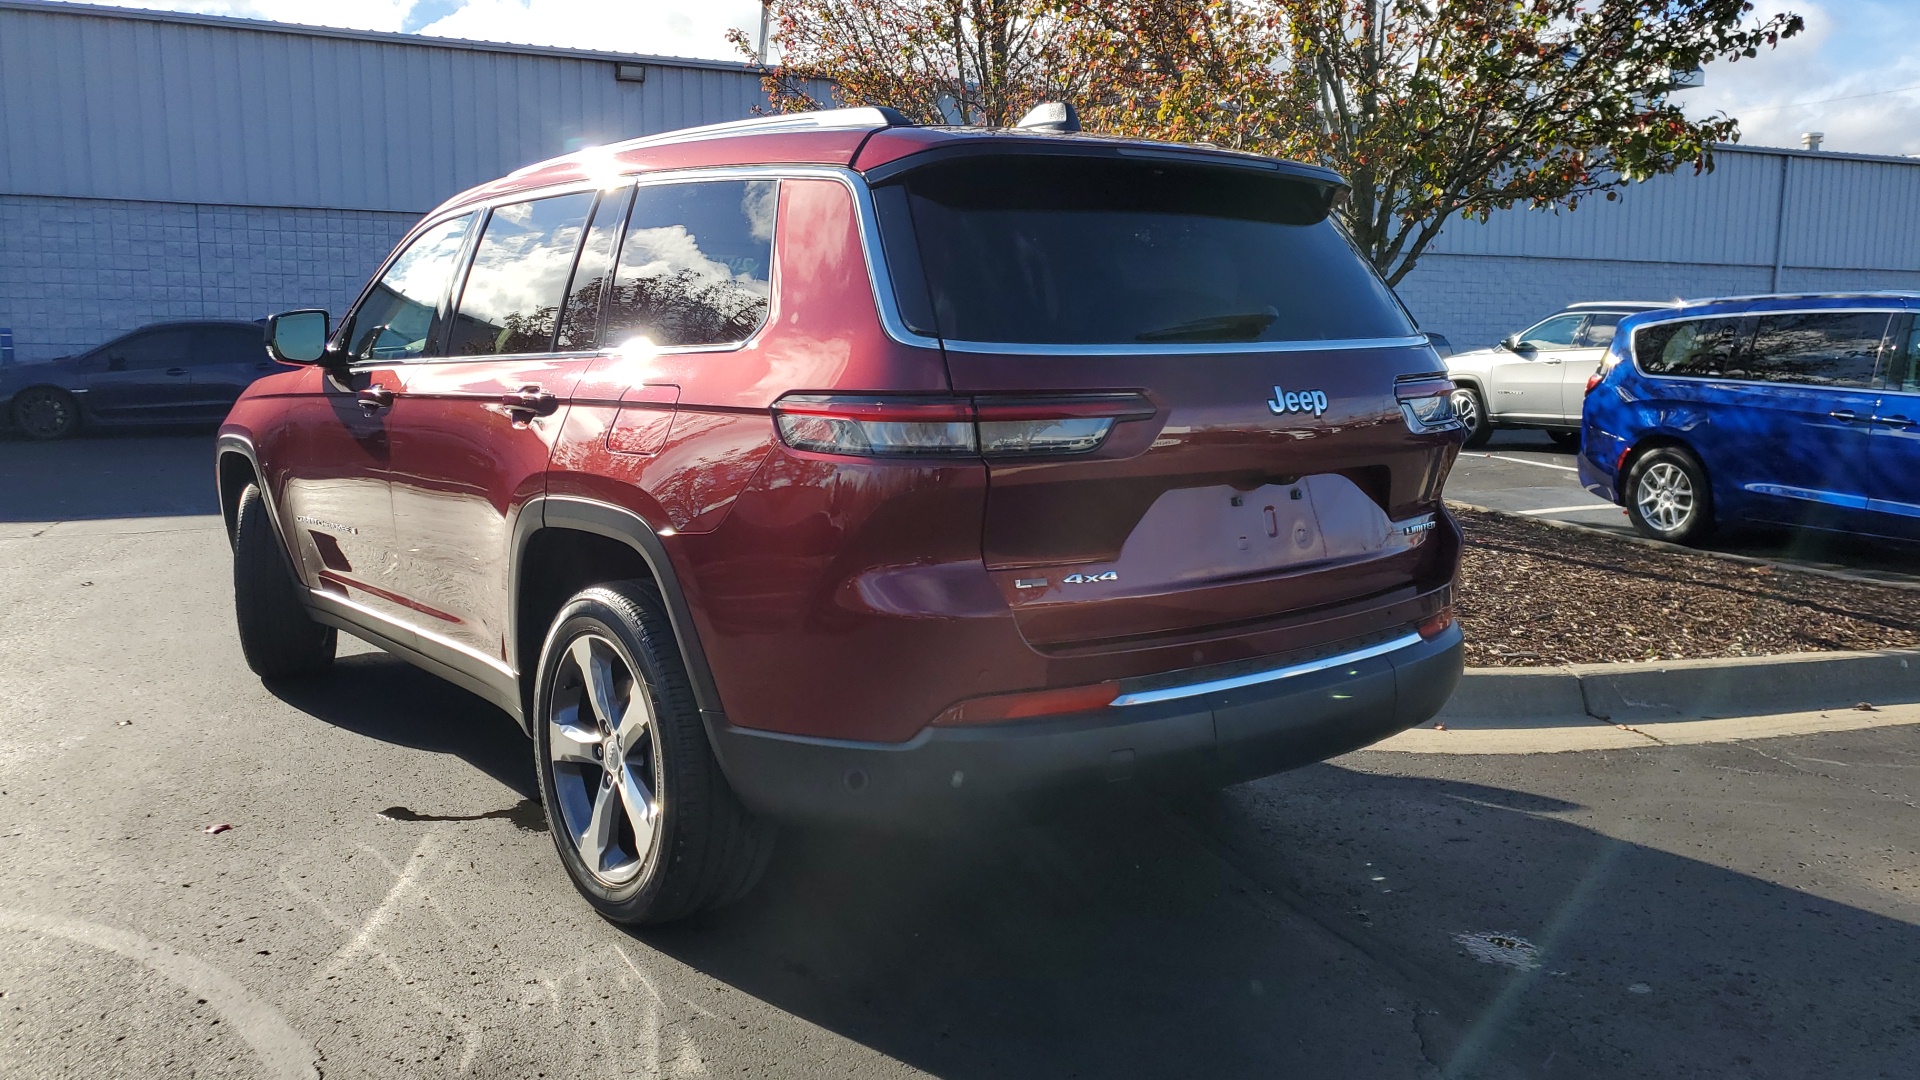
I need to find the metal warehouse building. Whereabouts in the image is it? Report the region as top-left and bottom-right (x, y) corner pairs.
(4, 0), (1920, 363)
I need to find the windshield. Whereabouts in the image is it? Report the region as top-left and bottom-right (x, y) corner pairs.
(875, 155), (1415, 347)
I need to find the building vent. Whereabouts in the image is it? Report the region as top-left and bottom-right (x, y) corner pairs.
(615, 63), (647, 84)
(1801, 131), (1824, 151)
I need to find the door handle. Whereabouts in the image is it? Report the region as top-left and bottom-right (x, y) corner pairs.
(357, 386), (394, 413)
(165, 367), (188, 376)
(1828, 410), (1858, 423)
(1540, 359), (1562, 365)
(502, 386), (559, 419)
(1879, 414), (1915, 428)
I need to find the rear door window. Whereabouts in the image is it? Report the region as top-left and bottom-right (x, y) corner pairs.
(107, 329), (195, 371)
(347, 214), (475, 362)
(446, 192), (596, 357)
(1737, 311), (1890, 388)
(554, 187), (634, 352)
(601, 179), (777, 348)
(1633, 317), (1748, 377)
(877, 155), (1413, 346)
(1576, 314), (1624, 348)
(195, 325), (265, 365)
(1890, 319), (1920, 393)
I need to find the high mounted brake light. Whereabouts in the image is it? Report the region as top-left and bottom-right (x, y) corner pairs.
(772, 393), (1154, 459)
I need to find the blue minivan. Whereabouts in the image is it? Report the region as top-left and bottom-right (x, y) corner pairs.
(1581, 293), (1920, 543)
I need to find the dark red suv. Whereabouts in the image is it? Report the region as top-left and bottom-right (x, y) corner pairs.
(219, 106), (1465, 924)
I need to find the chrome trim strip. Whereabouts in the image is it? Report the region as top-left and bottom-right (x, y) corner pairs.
(1742, 483), (1870, 511)
(1110, 631), (1426, 707)
(938, 335), (1431, 357)
(309, 588), (516, 679)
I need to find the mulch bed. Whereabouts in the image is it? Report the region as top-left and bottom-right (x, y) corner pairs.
(1453, 507), (1920, 667)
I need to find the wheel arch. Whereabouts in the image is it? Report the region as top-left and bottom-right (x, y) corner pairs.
(511, 497), (725, 736)
(1618, 432), (1703, 490)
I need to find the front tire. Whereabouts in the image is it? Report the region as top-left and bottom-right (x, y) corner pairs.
(232, 483), (336, 677)
(1548, 429), (1581, 451)
(11, 387), (80, 440)
(1625, 447), (1714, 544)
(1451, 385), (1492, 448)
(534, 582), (774, 925)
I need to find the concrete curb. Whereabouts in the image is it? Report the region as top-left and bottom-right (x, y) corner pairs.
(1441, 648), (1920, 725)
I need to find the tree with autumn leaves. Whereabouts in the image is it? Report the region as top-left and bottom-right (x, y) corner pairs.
(731, 1), (1802, 286)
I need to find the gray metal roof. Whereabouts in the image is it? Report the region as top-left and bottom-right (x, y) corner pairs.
(0, 0), (773, 214)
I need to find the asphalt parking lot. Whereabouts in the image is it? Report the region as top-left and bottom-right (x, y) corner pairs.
(4, 431), (1920, 1079)
(1449, 430), (1920, 584)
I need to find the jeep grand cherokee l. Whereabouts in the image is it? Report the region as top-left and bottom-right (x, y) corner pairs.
(218, 106), (1466, 924)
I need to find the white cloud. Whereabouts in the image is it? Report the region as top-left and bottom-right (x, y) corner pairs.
(1684, 0), (1920, 156)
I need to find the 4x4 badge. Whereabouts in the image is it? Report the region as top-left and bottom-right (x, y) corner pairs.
(1268, 386), (1329, 418)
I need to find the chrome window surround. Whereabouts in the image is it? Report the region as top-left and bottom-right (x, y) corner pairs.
(1626, 307), (1906, 395)
(1110, 631), (1426, 707)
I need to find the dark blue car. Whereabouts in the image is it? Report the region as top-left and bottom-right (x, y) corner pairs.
(0, 320), (272, 439)
(1580, 292), (1920, 543)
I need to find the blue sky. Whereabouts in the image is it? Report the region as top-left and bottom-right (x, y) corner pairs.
(81, 0), (1920, 157)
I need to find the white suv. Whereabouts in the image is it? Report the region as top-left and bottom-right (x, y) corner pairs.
(1443, 301), (1667, 447)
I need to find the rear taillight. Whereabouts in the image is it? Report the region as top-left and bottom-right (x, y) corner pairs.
(773, 393), (1153, 459)
(1394, 374), (1460, 433)
(1584, 372), (1604, 396)
(1417, 606), (1455, 640)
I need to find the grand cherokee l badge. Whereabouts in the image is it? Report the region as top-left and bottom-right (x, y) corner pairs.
(1268, 386), (1330, 418)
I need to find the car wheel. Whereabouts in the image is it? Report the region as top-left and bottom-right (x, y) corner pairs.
(534, 582), (774, 925)
(1548, 429), (1581, 451)
(1625, 447), (1714, 545)
(232, 483), (337, 677)
(1451, 385), (1491, 448)
(11, 387), (80, 440)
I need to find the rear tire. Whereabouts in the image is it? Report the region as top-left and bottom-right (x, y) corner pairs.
(11, 387), (80, 440)
(1625, 447), (1714, 545)
(1451, 385), (1491, 448)
(232, 483), (336, 677)
(534, 581), (774, 925)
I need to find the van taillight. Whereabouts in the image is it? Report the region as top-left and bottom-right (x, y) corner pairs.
(1584, 372), (1604, 395)
(772, 393), (1153, 459)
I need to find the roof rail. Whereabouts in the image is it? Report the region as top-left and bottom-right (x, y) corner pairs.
(622, 106), (913, 149)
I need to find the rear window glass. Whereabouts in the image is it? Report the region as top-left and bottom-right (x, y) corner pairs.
(878, 155), (1414, 346)
(447, 192), (595, 357)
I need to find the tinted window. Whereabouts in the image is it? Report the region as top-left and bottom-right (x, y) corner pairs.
(1894, 322), (1920, 394)
(347, 214), (474, 362)
(1576, 314), (1623, 348)
(882, 155), (1413, 346)
(555, 187), (634, 352)
(198, 325), (266, 365)
(107, 329), (194, 371)
(1739, 311), (1889, 388)
(447, 193), (596, 357)
(1517, 314), (1583, 349)
(1634, 317), (1746, 377)
(602, 180), (777, 348)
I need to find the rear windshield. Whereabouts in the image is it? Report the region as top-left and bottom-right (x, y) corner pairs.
(874, 155), (1414, 347)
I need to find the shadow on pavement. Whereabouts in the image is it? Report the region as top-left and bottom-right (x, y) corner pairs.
(0, 428), (219, 522)
(265, 651), (537, 800)
(632, 765), (1919, 1080)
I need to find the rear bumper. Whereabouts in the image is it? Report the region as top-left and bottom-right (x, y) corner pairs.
(708, 623), (1463, 828)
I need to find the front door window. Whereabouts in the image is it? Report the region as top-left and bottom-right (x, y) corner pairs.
(344, 214), (475, 363)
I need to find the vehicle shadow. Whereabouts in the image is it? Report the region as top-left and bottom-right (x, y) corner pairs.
(632, 764), (1920, 1080)
(264, 651), (537, 800)
(0, 428), (219, 521)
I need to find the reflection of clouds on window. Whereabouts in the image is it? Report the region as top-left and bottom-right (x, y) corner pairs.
(386, 220), (471, 306)
(744, 180), (777, 243)
(448, 192), (594, 356)
(603, 180), (776, 348)
(349, 214), (473, 360)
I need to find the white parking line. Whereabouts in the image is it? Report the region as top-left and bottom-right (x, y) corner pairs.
(1466, 452), (1580, 473)
(1516, 504), (1618, 516)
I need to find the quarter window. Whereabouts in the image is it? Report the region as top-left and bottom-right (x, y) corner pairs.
(447, 193), (597, 357)
(1738, 311), (1889, 388)
(198, 325), (266, 365)
(602, 180), (778, 348)
(347, 214), (474, 362)
(1633, 317), (1746, 378)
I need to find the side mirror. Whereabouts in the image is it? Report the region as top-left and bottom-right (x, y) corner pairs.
(1501, 334), (1533, 354)
(265, 309), (331, 365)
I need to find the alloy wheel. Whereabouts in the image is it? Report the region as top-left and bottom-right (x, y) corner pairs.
(14, 389), (76, 439)
(1450, 388), (1481, 432)
(546, 633), (661, 886)
(1635, 461), (1695, 533)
